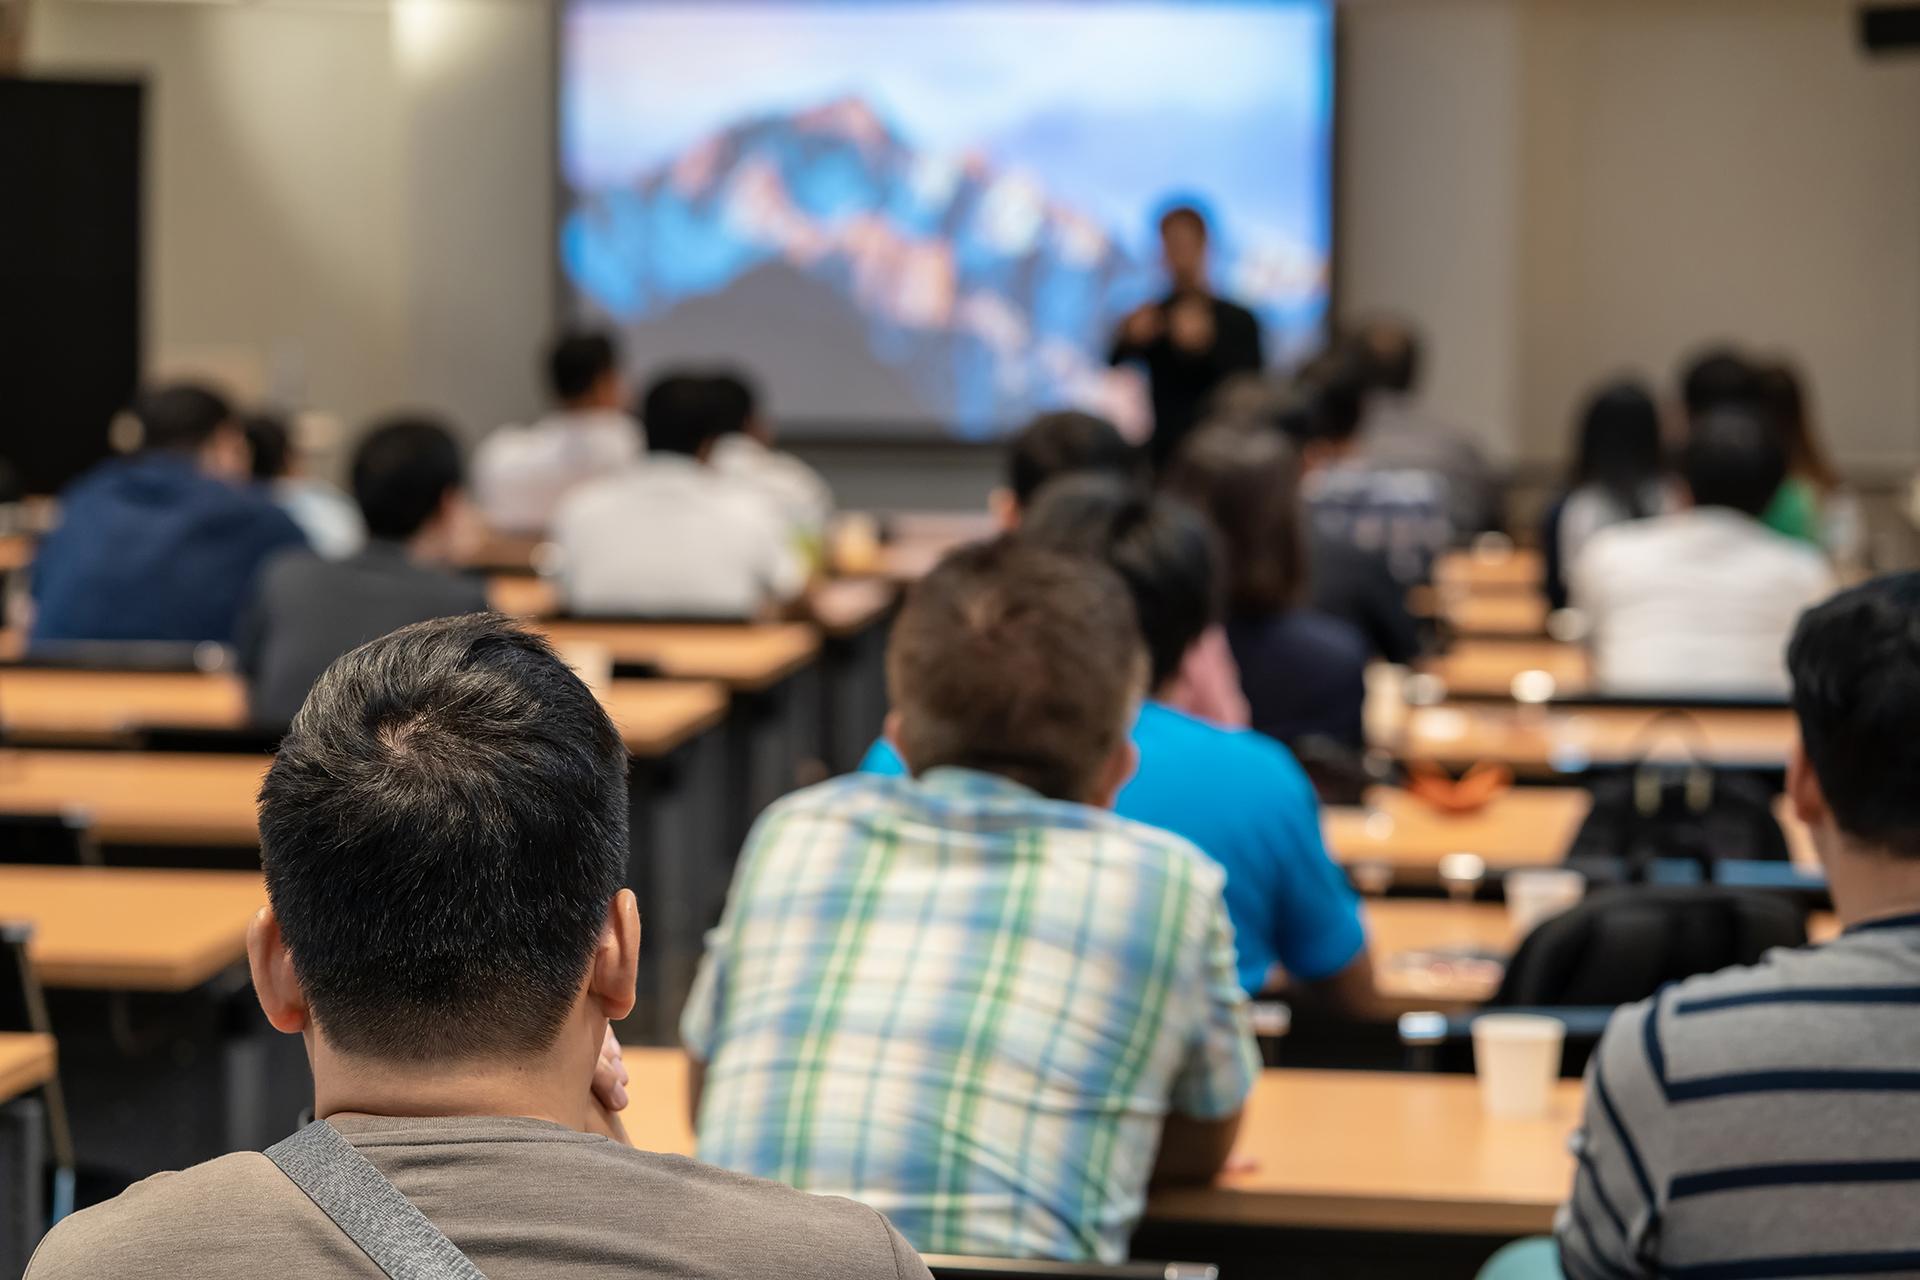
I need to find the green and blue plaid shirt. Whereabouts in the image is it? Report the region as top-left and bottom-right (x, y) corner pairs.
(681, 768), (1260, 1264)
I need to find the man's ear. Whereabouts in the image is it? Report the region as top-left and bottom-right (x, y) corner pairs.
(1787, 739), (1830, 830)
(588, 889), (642, 1023)
(882, 710), (911, 769)
(248, 905), (310, 1035)
(1090, 738), (1140, 811)
(989, 488), (1020, 532)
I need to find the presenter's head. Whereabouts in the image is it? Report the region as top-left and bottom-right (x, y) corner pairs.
(1158, 205), (1211, 294)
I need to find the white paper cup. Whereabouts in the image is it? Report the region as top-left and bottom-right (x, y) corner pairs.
(1472, 1014), (1566, 1119)
(1505, 868), (1586, 937)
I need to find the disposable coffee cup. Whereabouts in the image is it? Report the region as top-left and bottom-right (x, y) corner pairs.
(1504, 868), (1586, 937)
(1472, 1014), (1565, 1120)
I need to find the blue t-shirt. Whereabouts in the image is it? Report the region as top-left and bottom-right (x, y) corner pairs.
(861, 701), (1366, 993)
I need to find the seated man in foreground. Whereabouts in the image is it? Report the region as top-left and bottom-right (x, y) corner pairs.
(1559, 573), (1920, 1277)
(29, 614), (928, 1279)
(685, 541), (1259, 1264)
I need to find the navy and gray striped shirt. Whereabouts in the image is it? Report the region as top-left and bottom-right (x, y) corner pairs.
(1559, 912), (1920, 1280)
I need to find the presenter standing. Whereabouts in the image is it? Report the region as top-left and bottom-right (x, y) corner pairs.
(1108, 205), (1265, 471)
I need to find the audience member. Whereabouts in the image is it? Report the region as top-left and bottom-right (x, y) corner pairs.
(1165, 424), (1370, 750)
(243, 411), (366, 561)
(1754, 359), (1863, 562)
(27, 614), (927, 1279)
(1540, 380), (1678, 610)
(996, 409), (1144, 529)
(1572, 404), (1835, 696)
(472, 329), (644, 535)
(705, 368), (835, 545)
(238, 415), (489, 728)
(1107, 205), (1264, 472)
(684, 541), (1258, 1263)
(1351, 316), (1498, 536)
(553, 370), (806, 619)
(864, 477), (1372, 999)
(30, 383), (307, 648)
(1559, 573), (1920, 1278)
(1678, 345), (1760, 421)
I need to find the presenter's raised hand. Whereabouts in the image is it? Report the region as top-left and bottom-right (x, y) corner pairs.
(1169, 297), (1215, 354)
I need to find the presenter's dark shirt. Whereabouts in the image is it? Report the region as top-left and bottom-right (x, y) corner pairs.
(30, 453), (307, 647)
(1108, 294), (1264, 470)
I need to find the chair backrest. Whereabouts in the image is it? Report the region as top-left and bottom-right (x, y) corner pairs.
(136, 725), (284, 755)
(14, 641), (236, 673)
(922, 1258), (1217, 1280)
(0, 811), (100, 866)
(1491, 884), (1807, 1008)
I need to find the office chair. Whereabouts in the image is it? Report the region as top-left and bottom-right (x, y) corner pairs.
(0, 923), (78, 1222)
(922, 1258), (1217, 1280)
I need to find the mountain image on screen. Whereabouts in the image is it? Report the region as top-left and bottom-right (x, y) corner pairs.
(564, 96), (1207, 437)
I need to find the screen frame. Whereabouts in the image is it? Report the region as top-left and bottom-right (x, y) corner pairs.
(547, 0), (1341, 447)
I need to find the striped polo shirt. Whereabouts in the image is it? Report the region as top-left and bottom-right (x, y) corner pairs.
(1559, 912), (1920, 1279)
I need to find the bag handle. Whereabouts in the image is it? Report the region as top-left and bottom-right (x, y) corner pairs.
(266, 1120), (487, 1280)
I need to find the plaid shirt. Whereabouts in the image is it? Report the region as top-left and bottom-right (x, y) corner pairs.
(681, 768), (1260, 1264)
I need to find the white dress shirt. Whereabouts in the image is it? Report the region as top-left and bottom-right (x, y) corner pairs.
(1572, 507), (1837, 697)
(551, 455), (808, 619)
(472, 407), (644, 535)
(272, 478), (365, 561)
(708, 433), (835, 540)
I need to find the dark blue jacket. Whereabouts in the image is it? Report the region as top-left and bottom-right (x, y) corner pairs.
(30, 453), (308, 646)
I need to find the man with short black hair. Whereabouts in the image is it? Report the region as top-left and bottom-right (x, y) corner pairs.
(28, 614), (929, 1279)
(1558, 572), (1920, 1278)
(1348, 315), (1498, 537)
(239, 415), (489, 727)
(472, 329), (644, 535)
(705, 367), (835, 541)
(686, 540), (1258, 1263)
(553, 369), (805, 618)
(1573, 404), (1834, 695)
(1678, 345), (1761, 421)
(30, 382), (308, 647)
(995, 409), (1143, 528)
(243, 411), (366, 561)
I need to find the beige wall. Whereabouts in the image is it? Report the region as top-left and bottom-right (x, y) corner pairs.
(24, 0), (1920, 479)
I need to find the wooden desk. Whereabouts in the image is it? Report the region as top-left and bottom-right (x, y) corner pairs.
(0, 536), (34, 577)
(616, 1047), (1579, 1236)
(1367, 900), (1515, 1009)
(1439, 594), (1551, 640)
(1325, 788), (1593, 883)
(487, 574), (561, 618)
(1422, 641), (1592, 702)
(459, 531), (546, 576)
(0, 669), (247, 740)
(0, 865), (264, 991)
(534, 621), (820, 693)
(808, 579), (898, 639)
(0, 750), (266, 846)
(1398, 704), (1797, 771)
(1433, 548), (1545, 597)
(599, 681), (731, 757)
(0, 1033), (54, 1103)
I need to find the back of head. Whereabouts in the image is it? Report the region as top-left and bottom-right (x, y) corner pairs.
(1682, 405), (1787, 518)
(1005, 410), (1138, 508)
(243, 413), (294, 482)
(1789, 573), (1920, 858)
(1754, 358), (1834, 488)
(1292, 343), (1368, 445)
(1163, 423), (1306, 618)
(1020, 475), (1221, 689)
(547, 330), (619, 406)
(1679, 346), (1759, 421)
(135, 382), (234, 454)
(351, 414), (465, 542)
(258, 613), (629, 1061)
(1356, 317), (1421, 395)
(1572, 379), (1664, 505)
(705, 368), (760, 438)
(887, 539), (1142, 803)
(640, 370), (725, 457)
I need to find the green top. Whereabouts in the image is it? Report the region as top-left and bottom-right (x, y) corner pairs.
(1762, 475), (1823, 546)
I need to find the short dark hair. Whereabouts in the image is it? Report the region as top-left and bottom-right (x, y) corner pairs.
(258, 614), (629, 1061)
(1683, 405), (1787, 518)
(547, 330), (619, 403)
(705, 369), (760, 437)
(639, 370), (726, 457)
(351, 415), (466, 541)
(1164, 424), (1307, 617)
(888, 539), (1142, 802)
(1680, 346), (1759, 419)
(1159, 205), (1208, 239)
(243, 413), (294, 481)
(1789, 573), (1920, 858)
(1005, 411), (1139, 508)
(136, 382), (234, 453)
(1357, 318), (1422, 395)
(1020, 476), (1220, 690)
(1290, 344), (1368, 444)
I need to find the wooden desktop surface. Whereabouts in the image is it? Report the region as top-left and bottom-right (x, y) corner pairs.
(534, 620), (820, 692)
(1422, 641), (1593, 701)
(0, 668), (247, 736)
(487, 575), (561, 618)
(1438, 594), (1551, 639)
(0, 750), (266, 846)
(1325, 788), (1593, 879)
(807, 579), (899, 638)
(1398, 703), (1797, 770)
(1433, 548), (1545, 596)
(0, 535), (34, 577)
(0, 865), (265, 991)
(599, 681), (731, 756)
(0, 1032), (56, 1104)
(617, 1047), (1579, 1235)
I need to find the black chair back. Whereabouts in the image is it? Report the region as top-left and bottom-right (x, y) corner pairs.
(136, 726), (283, 755)
(0, 924), (77, 1177)
(0, 812), (99, 866)
(1491, 884), (1807, 1008)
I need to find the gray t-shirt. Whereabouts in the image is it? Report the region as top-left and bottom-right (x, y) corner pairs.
(28, 1115), (932, 1279)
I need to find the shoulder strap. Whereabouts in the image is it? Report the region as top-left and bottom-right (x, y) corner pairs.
(265, 1120), (487, 1280)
